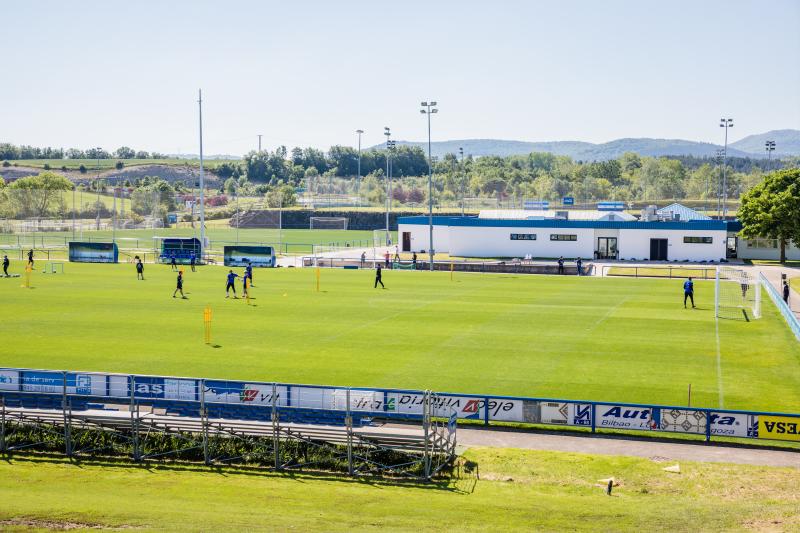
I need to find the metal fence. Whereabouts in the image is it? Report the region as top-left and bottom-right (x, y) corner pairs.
(1, 367), (798, 447)
(759, 272), (800, 341)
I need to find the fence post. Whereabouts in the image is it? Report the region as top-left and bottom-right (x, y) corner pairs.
(705, 410), (712, 443)
(346, 388), (354, 476)
(62, 371), (71, 457)
(0, 395), (5, 453)
(484, 396), (490, 426)
(272, 383), (280, 471)
(591, 403), (596, 434)
(130, 375), (140, 462)
(200, 379), (209, 465)
(423, 390), (431, 480)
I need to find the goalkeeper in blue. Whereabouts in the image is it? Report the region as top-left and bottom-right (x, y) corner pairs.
(683, 277), (695, 308)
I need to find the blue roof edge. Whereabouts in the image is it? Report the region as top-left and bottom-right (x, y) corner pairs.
(397, 216), (730, 231)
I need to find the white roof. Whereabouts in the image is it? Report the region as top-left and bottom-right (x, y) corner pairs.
(656, 203), (711, 221)
(478, 209), (636, 222)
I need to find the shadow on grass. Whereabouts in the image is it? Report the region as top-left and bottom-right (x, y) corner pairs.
(0, 452), (473, 494)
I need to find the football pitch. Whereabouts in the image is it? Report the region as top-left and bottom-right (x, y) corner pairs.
(2, 262), (800, 412)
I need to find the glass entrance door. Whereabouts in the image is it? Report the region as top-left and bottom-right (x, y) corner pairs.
(597, 237), (618, 259)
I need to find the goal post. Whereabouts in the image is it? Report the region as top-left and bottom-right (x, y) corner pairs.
(373, 229), (391, 248)
(309, 217), (348, 230)
(715, 266), (761, 321)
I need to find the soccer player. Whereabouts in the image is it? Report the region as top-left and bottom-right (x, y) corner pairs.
(190, 252), (196, 272)
(374, 263), (385, 289)
(242, 270), (249, 298)
(173, 270), (186, 298)
(412, 252), (417, 268)
(784, 280), (791, 304)
(2, 255), (9, 277)
(170, 253), (177, 271)
(246, 263), (253, 286)
(27, 249), (34, 268)
(575, 257), (582, 276)
(384, 251), (390, 268)
(135, 257), (144, 280)
(360, 251), (366, 268)
(226, 270), (238, 298)
(683, 277), (695, 308)
(557, 256), (564, 275)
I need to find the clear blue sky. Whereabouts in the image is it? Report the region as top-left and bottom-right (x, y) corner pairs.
(1, 0), (798, 155)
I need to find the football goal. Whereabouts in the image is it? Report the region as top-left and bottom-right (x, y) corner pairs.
(309, 217), (348, 230)
(373, 229), (391, 248)
(715, 266), (761, 320)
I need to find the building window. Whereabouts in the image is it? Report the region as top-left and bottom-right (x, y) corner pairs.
(550, 234), (577, 242)
(510, 233), (536, 241)
(747, 238), (778, 249)
(683, 236), (713, 244)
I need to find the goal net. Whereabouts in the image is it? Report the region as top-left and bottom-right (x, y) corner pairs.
(373, 229), (391, 248)
(715, 267), (761, 320)
(309, 217), (348, 230)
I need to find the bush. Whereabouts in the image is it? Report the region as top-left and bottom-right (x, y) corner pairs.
(43, 163), (51, 170)
(3, 160), (11, 167)
(79, 164), (87, 174)
(115, 161), (124, 170)
(61, 166), (67, 171)
(206, 194), (228, 207)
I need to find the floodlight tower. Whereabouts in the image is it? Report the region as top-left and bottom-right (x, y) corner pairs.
(198, 89), (206, 256)
(719, 118), (733, 217)
(459, 146), (465, 216)
(420, 101), (438, 271)
(384, 127), (392, 246)
(356, 129), (364, 206)
(765, 140), (776, 171)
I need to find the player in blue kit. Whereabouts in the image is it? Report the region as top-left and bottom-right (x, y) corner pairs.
(683, 277), (695, 308)
(226, 270), (238, 298)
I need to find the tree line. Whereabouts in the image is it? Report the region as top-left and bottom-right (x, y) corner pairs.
(0, 143), (166, 160)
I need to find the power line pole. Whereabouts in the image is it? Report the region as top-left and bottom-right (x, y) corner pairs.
(384, 127), (391, 246)
(719, 118), (733, 217)
(765, 140), (776, 171)
(459, 147), (465, 216)
(356, 129), (364, 207)
(258, 134), (262, 152)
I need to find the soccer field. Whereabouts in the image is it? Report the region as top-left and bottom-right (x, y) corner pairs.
(3, 262), (800, 412)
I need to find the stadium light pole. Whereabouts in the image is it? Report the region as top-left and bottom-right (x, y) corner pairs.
(714, 149), (724, 218)
(765, 140), (775, 171)
(258, 134), (262, 152)
(384, 127), (391, 246)
(356, 129), (364, 207)
(420, 101), (437, 271)
(719, 118), (733, 217)
(198, 89), (206, 257)
(459, 147), (465, 216)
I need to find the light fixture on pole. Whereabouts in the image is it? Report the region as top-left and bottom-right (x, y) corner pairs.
(765, 140), (776, 171)
(714, 149), (724, 217)
(420, 101), (438, 271)
(356, 129), (364, 207)
(719, 118), (733, 217)
(198, 89), (206, 258)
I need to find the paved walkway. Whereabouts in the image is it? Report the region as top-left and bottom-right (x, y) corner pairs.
(457, 427), (800, 468)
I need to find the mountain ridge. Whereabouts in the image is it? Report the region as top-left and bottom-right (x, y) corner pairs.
(371, 129), (799, 160)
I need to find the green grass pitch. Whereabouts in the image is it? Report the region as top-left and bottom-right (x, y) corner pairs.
(3, 261), (799, 412)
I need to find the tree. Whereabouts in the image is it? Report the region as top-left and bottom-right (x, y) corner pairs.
(738, 168), (800, 263)
(224, 177), (237, 195)
(114, 146), (136, 159)
(6, 171), (72, 218)
(79, 164), (87, 174)
(265, 184), (297, 208)
(115, 161), (124, 170)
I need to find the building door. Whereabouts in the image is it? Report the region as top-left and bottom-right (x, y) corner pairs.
(596, 237), (618, 259)
(402, 232), (411, 252)
(649, 239), (668, 261)
(726, 236), (737, 259)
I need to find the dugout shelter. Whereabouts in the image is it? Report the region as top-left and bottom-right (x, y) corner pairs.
(158, 237), (202, 264)
(223, 245), (276, 267)
(68, 241), (119, 263)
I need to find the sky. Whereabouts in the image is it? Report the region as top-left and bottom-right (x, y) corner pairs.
(1, 0), (798, 156)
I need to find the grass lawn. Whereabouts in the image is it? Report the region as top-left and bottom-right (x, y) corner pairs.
(0, 228), (385, 255)
(0, 448), (797, 531)
(3, 263), (800, 412)
(791, 277), (800, 294)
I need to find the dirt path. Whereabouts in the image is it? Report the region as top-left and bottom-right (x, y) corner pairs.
(457, 427), (800, 468)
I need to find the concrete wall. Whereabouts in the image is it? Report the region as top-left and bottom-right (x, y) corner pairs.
(447, 226), (595, 258)
(617, 228), (727, 261)
(397, 224), (451, 254)
(737, 239), (800, 261)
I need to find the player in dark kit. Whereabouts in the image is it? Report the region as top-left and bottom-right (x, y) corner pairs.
(190, 252), (196, 272)
(135, 257), (144, 280)
(374, 264), (385, 288)
(27, 249), (34, 267)
(225, 270), (238, 298)
(245, 263), (253, 286)
(557, 256), (564, 275)
(170, 253), (177, 271)
(784, 280), (791, 304)
(683, 277), (695, 308)
(173, 271), (186, 298)
(2, 255), (9, 277)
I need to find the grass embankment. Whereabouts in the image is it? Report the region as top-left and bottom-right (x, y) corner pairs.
(3, 263), (800, 411)
(0, 448), (796, 531)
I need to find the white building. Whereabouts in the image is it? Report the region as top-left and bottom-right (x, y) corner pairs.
(398, 210), (728, 262)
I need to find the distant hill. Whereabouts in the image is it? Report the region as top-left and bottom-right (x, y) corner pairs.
(729, 129), (800, 157)
(375, 130), (800, 160)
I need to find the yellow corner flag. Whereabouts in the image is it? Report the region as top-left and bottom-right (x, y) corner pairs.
(203, 305), (212, 344)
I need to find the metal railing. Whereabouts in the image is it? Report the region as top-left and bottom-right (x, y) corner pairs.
(759, 272), (800, 341)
